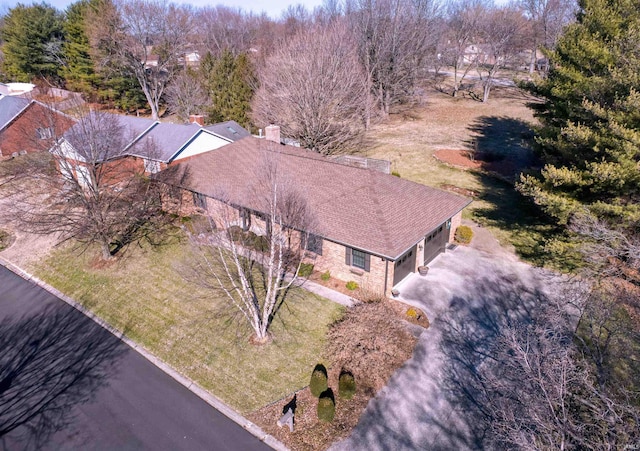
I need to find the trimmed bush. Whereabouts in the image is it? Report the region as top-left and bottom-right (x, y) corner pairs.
(298, 263), (314, 278)
(317, 389), (335, 422)
(320, 271), (331, 281)
(252, 234), (270, 252)
(391, 170), (401, 177)
(310, 364), (328, 397)
(338, 371), (356, 399)
(406, 307), (418, 319)
(455, 225), (473, 244)
(345, 281), (359, 291)
(227, 225), (245, 242)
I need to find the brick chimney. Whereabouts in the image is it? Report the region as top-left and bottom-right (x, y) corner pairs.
(265, 125), (281, 144)
(189, 114), (205, 126)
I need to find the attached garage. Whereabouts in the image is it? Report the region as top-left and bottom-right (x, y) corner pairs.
(393, 246), (417, 286)
(423, 222), (449, 265)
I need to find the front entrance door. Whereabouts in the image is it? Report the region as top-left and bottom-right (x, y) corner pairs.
(393, 246), (417, 286)
(423, 223), (448, 265)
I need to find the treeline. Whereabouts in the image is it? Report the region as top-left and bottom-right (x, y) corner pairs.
(0, 0), (575, 153)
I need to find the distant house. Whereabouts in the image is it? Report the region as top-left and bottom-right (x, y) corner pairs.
(51, 112), (250, 187)
(161, 130), (471, 296)
(0, 95), (75, 158)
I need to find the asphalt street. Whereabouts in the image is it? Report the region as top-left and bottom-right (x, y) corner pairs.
(0, 265), (272, 451)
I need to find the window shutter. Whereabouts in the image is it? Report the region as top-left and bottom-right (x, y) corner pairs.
(345, 247), (351, 265)
(364, 253), (370, 272)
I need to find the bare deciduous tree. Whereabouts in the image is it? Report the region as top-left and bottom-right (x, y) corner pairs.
(196, 5), (255, 58)
(0, 110), (181, 260)
(88, 0), (194, 120)
(519, 0), (576, 73)
(475, 5), (528, 102)
(252, 21), (366, 155)
(442, 0), (490, 98)
(183, 153), (317, 343)
(347, 0), (442, 122)
(164, 70), (208, 122)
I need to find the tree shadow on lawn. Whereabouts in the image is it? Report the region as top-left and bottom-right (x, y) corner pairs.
(335, 259), (558, 450)
(469, 172), (572, 269)
(465, 116), (537, 180)
(0, 303), (127, 450)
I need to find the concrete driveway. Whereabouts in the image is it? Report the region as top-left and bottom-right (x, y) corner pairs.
(331, 245), (565, 450)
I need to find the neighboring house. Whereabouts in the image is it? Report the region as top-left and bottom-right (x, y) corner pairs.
(162, 131), (471, 296)
(52, 112), (250, 185)
(0, 95), (75, 158)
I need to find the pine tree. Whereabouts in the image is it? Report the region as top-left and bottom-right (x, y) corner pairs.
(518, 0), (640, 226)
(204, 50), (255, 128)
(1, 3), (65, 82)
(62, 0), (100, 96)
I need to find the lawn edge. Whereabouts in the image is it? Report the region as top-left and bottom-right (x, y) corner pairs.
(0, 255), (289, 451)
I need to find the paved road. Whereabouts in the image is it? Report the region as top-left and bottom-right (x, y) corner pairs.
(0, 265), (272, 451)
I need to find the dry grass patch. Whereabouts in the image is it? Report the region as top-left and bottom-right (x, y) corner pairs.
(249, 301), (420, 450)
(33, 239), (344, 414)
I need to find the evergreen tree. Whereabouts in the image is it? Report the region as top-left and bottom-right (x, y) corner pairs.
(62, 0), (100, 96)
(203, 50), (255, 128)
(1, 2), (65, 82)
(518, 0), (640, 226)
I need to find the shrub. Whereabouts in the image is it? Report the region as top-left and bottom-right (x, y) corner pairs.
(310, 364), (328, 397)
(339, 371), (356, 399)
(0, 229), (12, 252)
(391, 170), (401, 177)
(252, 234), (270, 252)
(357, 288), (386, 303)
(317, 389), (335, 422)
(406, 307), (418, 319)
(345, 281), (359, 291)
(298, 263), (314, 278)
(320, 270), (331, 281)
(455, 225), (473, 244)
(227, 225), (245, 242)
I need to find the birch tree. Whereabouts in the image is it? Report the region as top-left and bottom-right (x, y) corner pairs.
(184, 154), (317, 343)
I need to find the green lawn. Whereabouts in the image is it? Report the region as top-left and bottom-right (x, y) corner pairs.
(361, 86), (569, 268)
(33, 238), (344, 414)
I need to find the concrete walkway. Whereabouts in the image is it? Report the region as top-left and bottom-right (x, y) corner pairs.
(331, 245), (566, 450)
(298, 279), (355, 307)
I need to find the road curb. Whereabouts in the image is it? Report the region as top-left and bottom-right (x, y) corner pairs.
(0, 256), (288, 451)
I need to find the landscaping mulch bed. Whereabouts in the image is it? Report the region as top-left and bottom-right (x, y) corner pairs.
(248, 301), (426, 450)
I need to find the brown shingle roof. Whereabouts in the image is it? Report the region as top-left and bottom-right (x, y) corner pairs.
(168, 136), (471, 260)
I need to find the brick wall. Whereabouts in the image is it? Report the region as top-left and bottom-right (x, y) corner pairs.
(449, 211), (463, 242)
(0, 103), (74, 157)
(305, 239), (392, 295)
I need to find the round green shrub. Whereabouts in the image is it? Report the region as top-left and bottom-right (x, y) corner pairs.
(391, 170), (401, 177)
(320, 271), (331, 281)
(455, 225), (473, 244)
(338, 371), (356, 400)
(298, 263), (314, 278)
(310, 364), (328, 397)
(317, 389), (335, 422)
(345, 281), (359, 291)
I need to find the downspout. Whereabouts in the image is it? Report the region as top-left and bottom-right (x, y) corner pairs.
(383, 259), (389, 296)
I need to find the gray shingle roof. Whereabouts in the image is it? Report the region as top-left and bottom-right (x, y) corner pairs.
(204, 121), (251, 141)
(166, 137), (471, 259)
(128, 122), (202, 161)
(0, 95), (30, 131)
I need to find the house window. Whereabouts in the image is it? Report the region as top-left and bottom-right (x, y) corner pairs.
(305, 234), (323, 255)
(193, 192), (207, 210)
(144, 159), (160, 174)
(345, 247), (370, 272)
(36, 127), (54, 139)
